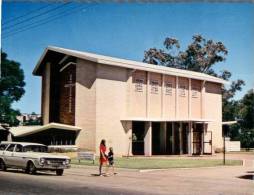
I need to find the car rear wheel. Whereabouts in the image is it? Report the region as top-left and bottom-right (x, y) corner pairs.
(0, 159), (6, 171)
(27, 162), (37, 175)
(56, 169), (64, 176)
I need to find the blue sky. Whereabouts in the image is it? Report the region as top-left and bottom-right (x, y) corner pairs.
(1, 2), (254, 114)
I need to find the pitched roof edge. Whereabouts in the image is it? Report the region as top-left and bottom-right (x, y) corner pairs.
(33, 46), (228, 84)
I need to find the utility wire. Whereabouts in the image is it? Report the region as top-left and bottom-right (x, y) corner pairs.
(2, 2), (72, 31)
(2, 4), (53, 25)
(2, 4), (95, 39)
(3, 4), (80, 35)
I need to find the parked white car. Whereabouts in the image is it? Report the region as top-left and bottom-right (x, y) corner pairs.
(0, 141), (71, 176)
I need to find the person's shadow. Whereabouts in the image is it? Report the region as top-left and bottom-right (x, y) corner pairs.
(90, 173), (102, 176)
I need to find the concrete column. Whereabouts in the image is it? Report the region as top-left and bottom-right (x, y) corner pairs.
(160, 122), (167, 154)
(126, 70), (134, 118)
(42, 62), (51, 125)
(124, 121), (133, 157)
(7, 132), (12, 141)
(171, 123), (175, 154)
(179, 122), (183, 155)
(175, 77), (179, 119)
(161, 74), (165, 118)
(188, 78), (191, 119)
(144, 121), (152, 156)
(188, 121), (193, 155)
(146, 72), (150, 118)
(201, 81), (206, 119)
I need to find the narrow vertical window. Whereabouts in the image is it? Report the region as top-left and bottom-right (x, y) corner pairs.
(135, 78), (144, 92)
(151, 80), (159, 94)
(179, 85), (186, 97)
(165, 82), (173, 95)
(192, 86), (199, 98)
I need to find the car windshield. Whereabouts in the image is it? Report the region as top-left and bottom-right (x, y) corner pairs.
(23, 145), (48, 153)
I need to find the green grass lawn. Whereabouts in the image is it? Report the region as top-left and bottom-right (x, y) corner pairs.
(71, 157), (242, 169)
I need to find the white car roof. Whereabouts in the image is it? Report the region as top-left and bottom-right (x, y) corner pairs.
(0, 141), (46, 147)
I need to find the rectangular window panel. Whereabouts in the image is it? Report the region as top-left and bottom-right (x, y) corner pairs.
(151, 80), (159, 94)
(165, 82), (173, 95)
(192, 86), (199, 98)
(179, 85), (186, 97)
(135, 78), (144, 92)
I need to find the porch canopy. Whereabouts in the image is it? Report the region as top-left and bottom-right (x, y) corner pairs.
(222, 121), (237, 125)
(9, 122), (81, 137)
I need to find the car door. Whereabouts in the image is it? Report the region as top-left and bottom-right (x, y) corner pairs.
(4, 144), (16, 166)
(12, 144), (26, 168)
(0, 144), (8, 157)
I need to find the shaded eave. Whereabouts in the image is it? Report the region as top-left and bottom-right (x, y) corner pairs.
(9, 122), (81, 137)
(121, 118), (214, 123)
(33, 46), (228, 84)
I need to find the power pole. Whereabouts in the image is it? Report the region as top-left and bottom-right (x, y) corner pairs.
(223, 134), (226, 165)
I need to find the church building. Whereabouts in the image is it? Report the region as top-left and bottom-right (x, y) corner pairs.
(30, 46), (226, 156)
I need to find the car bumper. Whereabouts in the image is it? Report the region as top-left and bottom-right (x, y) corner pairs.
(36, 164), (71, 170)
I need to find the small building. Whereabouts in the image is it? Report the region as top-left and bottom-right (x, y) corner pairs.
(16, 113), (42, 126)
(29, 46), (226, 156)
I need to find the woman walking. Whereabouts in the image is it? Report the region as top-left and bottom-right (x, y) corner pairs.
(99, 139), (107, 176)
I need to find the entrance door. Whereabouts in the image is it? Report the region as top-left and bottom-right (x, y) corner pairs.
(192, 131), (202, 155)
(132, 122), (145, 155)
(203, 131), (212, 154)
(166, 122), (173, 154)
(152, 122), (161, 155)
(192, 123), (203, 155)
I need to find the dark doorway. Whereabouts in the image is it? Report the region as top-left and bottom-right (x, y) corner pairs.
(193, 123), (203, 155)
(182, 123), (189, 154)
(166, 122), (173, 154)
(152, 122), (161, 155)
(132, 121), (145, 155)
(203, 131), (212, 154)
(174, 123), (180, 154)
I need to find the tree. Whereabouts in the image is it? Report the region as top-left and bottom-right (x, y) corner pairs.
(143, 35), (245, 121)
(237, 89), (254, 149)
(143, 35), (228, 74)
(0, 51), (25, 126)
(238, 89), (254, 129)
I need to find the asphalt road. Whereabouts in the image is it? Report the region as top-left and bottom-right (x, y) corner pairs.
(0, 156), (253, 195)
(0, 169), (153, 195)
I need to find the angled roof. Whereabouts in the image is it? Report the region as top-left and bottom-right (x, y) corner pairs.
(1, 141), (45, 147)
(33, 46), (228, 84)
(9, 122), (81, 137)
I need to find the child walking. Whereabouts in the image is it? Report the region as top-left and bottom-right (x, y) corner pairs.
(107, 147), (115, 176)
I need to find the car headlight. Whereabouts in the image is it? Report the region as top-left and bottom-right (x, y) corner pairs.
(40, 158), (46, 164)
(64, 159), (70, 165)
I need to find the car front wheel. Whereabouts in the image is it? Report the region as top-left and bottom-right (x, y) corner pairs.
(56, 169), (64, 176)
(0, 159), (6, 171)
(27, 162), (37, 175)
